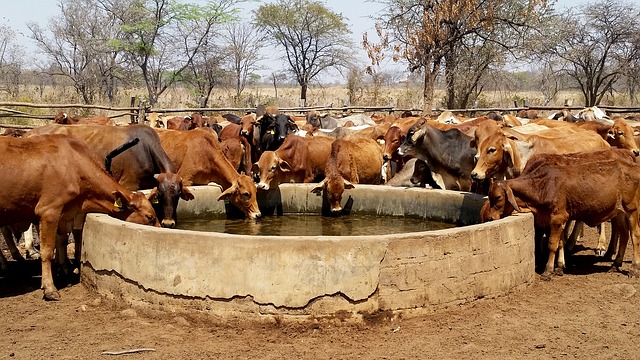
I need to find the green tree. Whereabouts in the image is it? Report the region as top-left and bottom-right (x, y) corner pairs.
(101, 0), (239, 105)
(254, 0), (353, 105)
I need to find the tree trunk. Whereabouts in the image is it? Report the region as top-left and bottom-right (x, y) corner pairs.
(444, 51), (456, 109)
(300, 83), (308, 106)
(422, 62), (440, 116)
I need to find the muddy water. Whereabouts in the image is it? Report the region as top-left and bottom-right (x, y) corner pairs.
(177, 214), (456, 236)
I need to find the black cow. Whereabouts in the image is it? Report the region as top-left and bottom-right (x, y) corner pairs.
(222, 113), (241, 124)
(257, 114), (298, 153)
(27, 124), (193, 228)
(398, 123), (476, 191)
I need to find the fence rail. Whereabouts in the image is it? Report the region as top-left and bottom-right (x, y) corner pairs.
(0, 100), (639, 131)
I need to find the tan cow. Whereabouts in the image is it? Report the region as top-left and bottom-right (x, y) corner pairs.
(311, 138), (383, 214)
(156, 129), (261, 220)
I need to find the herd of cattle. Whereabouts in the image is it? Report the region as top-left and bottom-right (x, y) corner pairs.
(2, 104), (640, 301)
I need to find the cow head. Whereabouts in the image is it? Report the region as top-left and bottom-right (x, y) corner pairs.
(54, 112), (69, 124)
(410, 159), (429, 186)
(383, 126), (404, 161)
(252, 151), (292, 191)
(470, 131), (516, 181)
(398, 122), (425, 157)
(217, 175), (261, 220)
(607, 118), (640, 156)
(112, 190), (161, 227)
(310, 175), (355, 214)
(190, 113), (210, 128)
(147, 173), (194, 228)
(240, 114), (256, 137)
(274, 114), (298, 144)
(484, 180), (521, 222)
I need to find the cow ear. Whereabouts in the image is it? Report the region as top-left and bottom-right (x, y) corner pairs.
(279, 159), (292, 173)
(147, 187), (159, 204)
(505, 185), (520, 212)
(502, 142), (514, 169)
(251, 163), (260, 177)
(634, 130), (640, 136)
(217, 185), (237, 201)
(112, 190), (132, 212)
(343, 179), (355, 190)
(153, 174), (160, 180)
(310, 180), (326, 195)
(181, 186), (195, 201)
(470, 137), (477, 149)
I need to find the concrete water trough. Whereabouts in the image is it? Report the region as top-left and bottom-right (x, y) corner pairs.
(80, 184), (535, 322)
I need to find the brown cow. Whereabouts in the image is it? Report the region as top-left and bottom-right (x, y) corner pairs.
(486, 148), (640, 279)
(221, 136), (252, 175)
(53, 112), (114, 125)
(471, 122), (610, 181)
(156, 129), (261, 219)
(27, 124), (191, 228)
(311, 138), (383, 214)
(253, 135), (334, 190)
(0, 134), (159, 300)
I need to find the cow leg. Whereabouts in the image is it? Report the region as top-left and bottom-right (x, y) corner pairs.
(39, 218), (61, 301)
(72, 229), (83, 273)
(564, 220), (584, 252)
(0, 249), (8, 273)
(604, 215), (626, 260)
(627, 211), (640, 277)
(23, 223), (40, 260)
(542, 215), (567, 280)
(1, 226), (24, 261)
(594, 222), (608, 257)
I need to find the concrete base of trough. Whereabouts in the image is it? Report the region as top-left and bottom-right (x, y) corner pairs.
(81, 184), (535, 322)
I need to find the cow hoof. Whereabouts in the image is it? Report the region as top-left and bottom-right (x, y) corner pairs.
(554, 268), (564, 276)
(540, 272), (552, 281)
(595, 249), (606, 257)
(43, 289), (61, 301)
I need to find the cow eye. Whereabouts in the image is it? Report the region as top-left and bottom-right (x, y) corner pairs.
(242, 192), (251, 200)
(487, 147), (497, 154)
(392, 139), (398, 143)
(270, 166), (276, 171)
(618, 131), (624, 136)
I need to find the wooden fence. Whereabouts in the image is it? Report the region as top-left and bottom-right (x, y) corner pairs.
(1, 98), (639, 130)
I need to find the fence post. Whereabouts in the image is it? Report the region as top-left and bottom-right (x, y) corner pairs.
(198, 96), (206, 114)
(523, 99), (528, 108)
(137, 99), (146, 124)
(513, 100), (518, 108)
(129, 96), (137, 124)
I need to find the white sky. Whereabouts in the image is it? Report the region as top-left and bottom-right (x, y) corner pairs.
(3, 0), (592, 80)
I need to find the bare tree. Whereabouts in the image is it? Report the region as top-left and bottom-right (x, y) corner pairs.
(254, 0), (353, 105)
(29, 0), (114, 104)
(268, 71), (288, 99)
(224, 23), (265, 101)
(0, 24), (24, 98)
(364, 0), (548, 115)
(538, 0), (640, 106)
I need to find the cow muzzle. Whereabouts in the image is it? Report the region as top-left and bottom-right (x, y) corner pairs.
(470, 171), (485, 181)
(248, 211), (262, 220)
(634, 149), (640, 157)
(161, 219), (176, 228)
(383, 153), (390, 161)
(257, 182), (270, 191)
(241, 130), (249, 136)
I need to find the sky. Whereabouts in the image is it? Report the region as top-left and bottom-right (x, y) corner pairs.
(3, 0), (592, 80)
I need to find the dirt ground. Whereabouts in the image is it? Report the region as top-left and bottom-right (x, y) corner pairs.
(1, 227), (640, 360)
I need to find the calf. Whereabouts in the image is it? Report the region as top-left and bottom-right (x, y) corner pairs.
(311, 138), (383, 214)
(221, 136), (252, 175)
(156, 129), (261, 219)
(253, 135), (334, 190)
(0, 134), (159, 300)
(486, 148), (640, 278)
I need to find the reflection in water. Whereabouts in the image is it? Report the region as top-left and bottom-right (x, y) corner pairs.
(177, 214), (456, 236)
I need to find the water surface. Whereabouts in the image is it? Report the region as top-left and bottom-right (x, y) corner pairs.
(177, 213), (456, 236)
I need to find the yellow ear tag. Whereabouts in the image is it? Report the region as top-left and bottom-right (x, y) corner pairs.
(269, 130), (275, 135)
(151, 197), (159, 204)
(114, 198), (123, 209)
